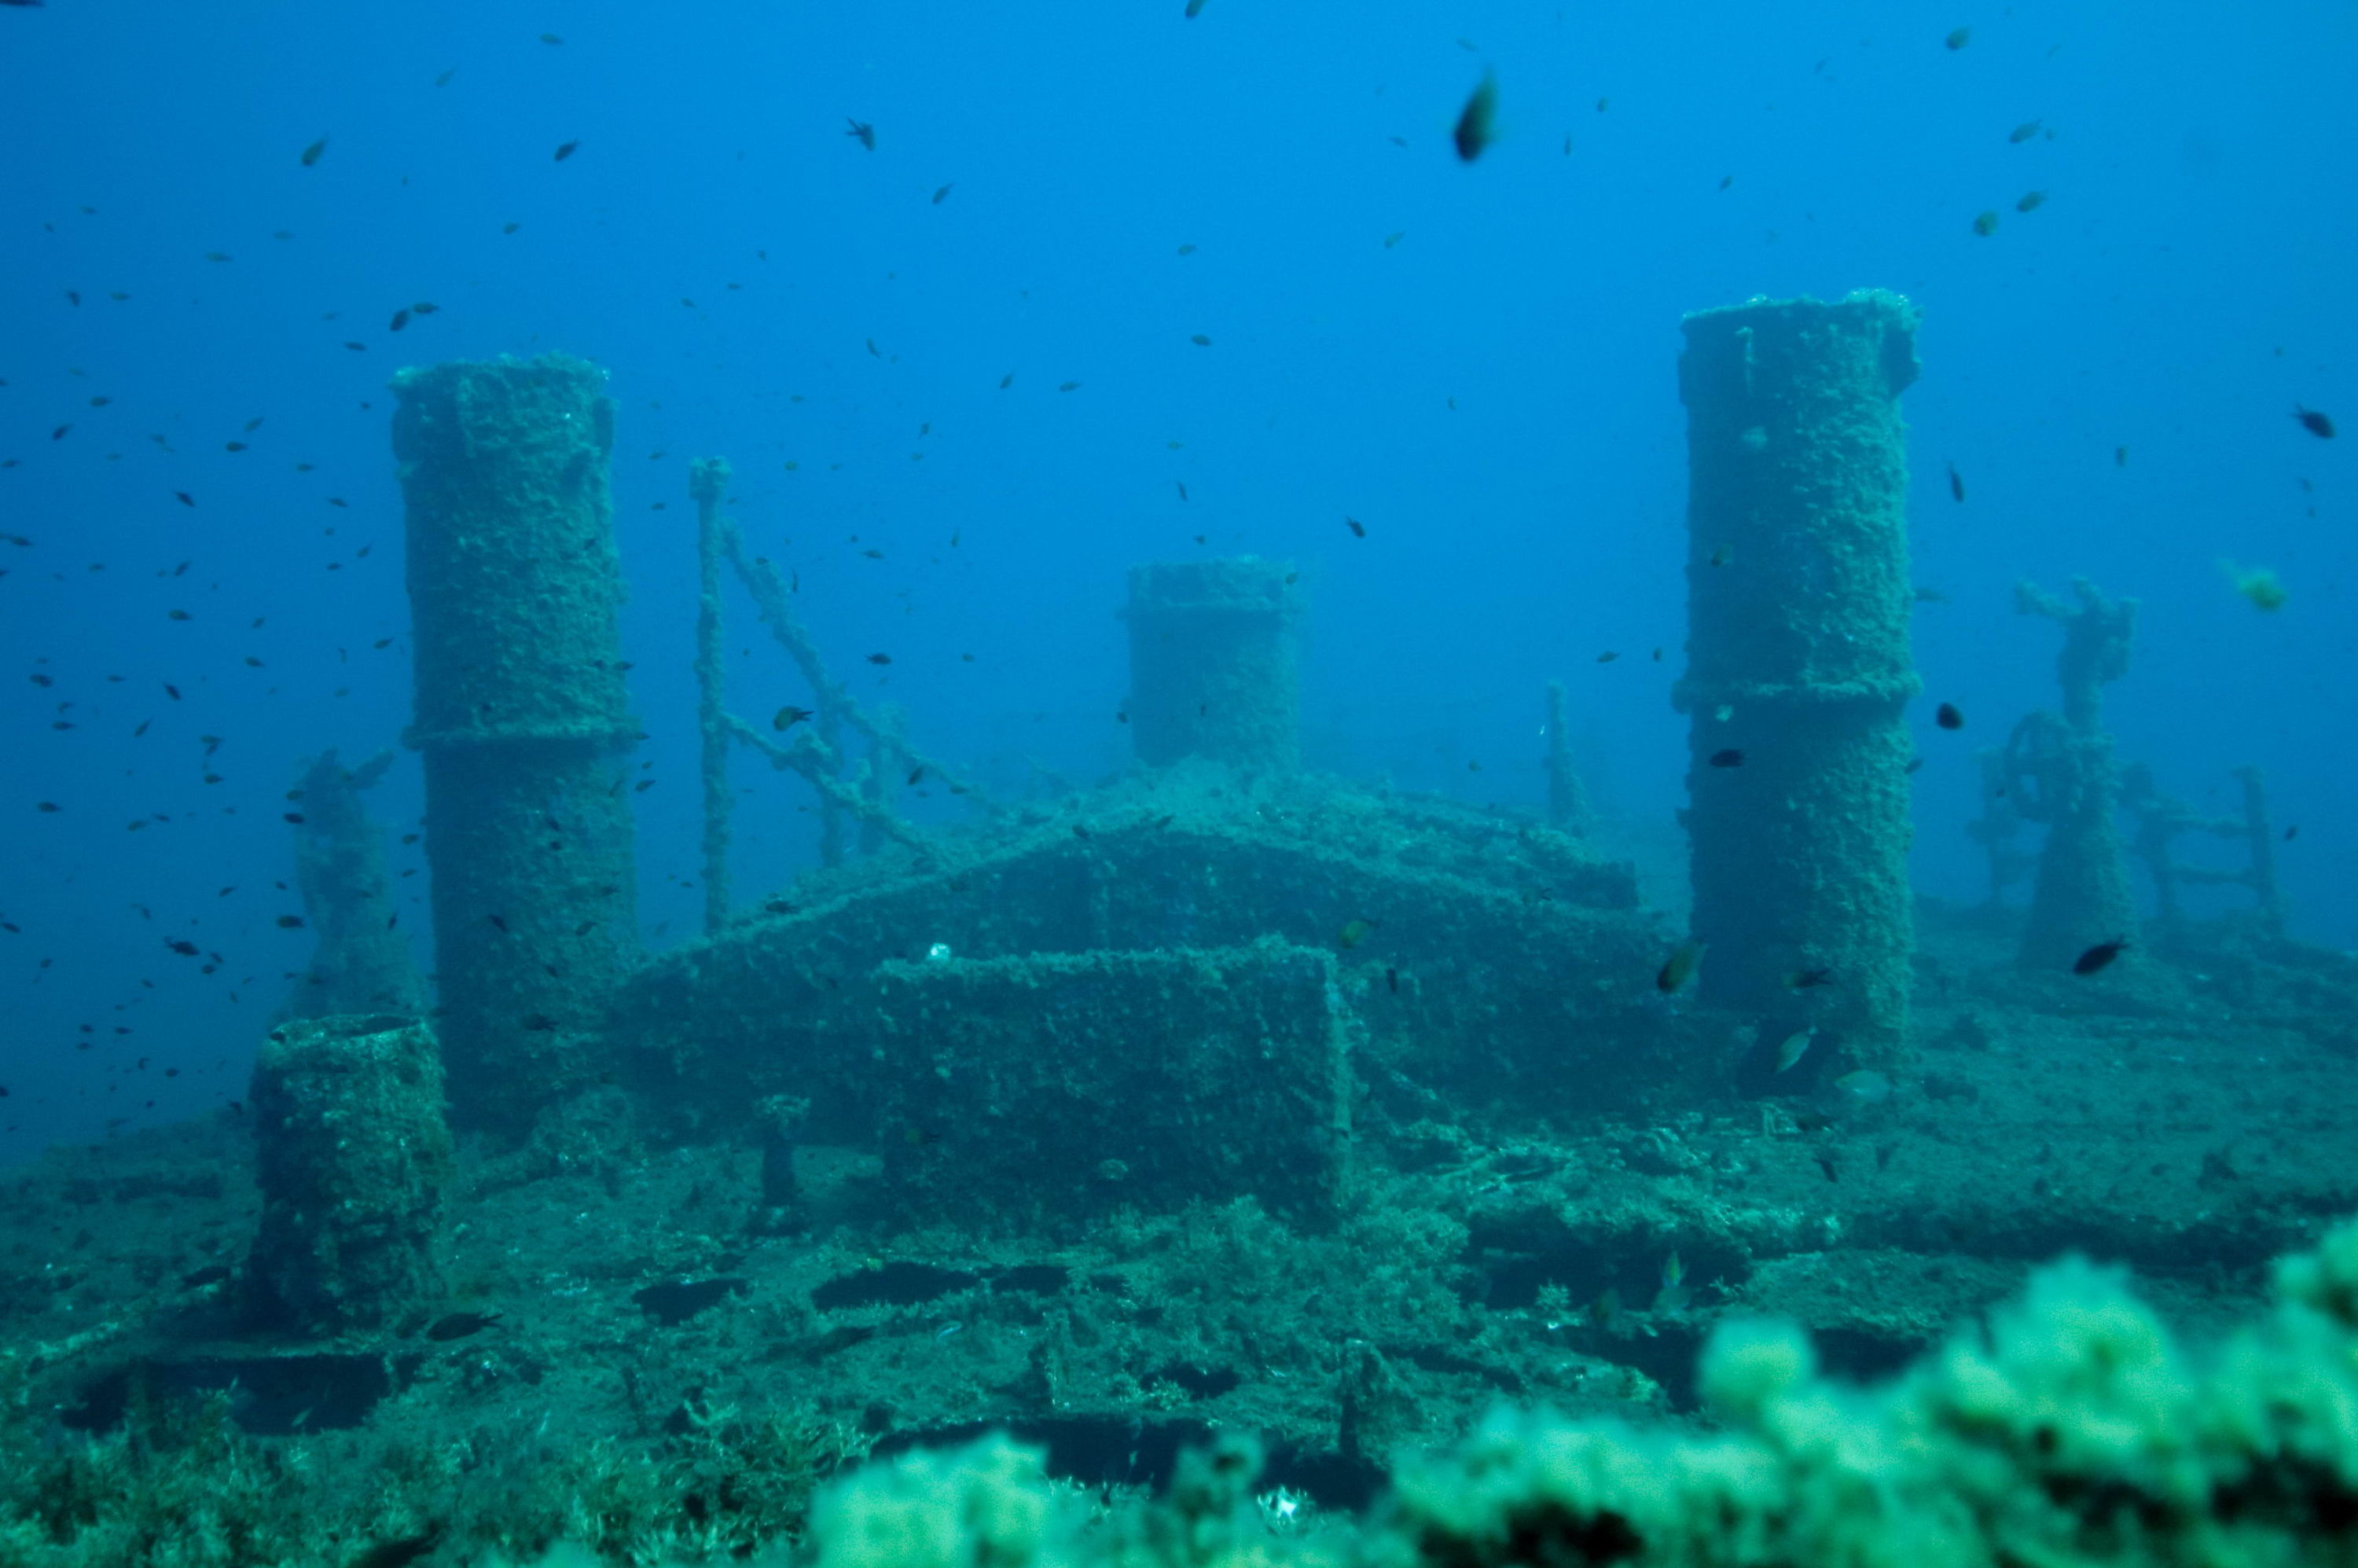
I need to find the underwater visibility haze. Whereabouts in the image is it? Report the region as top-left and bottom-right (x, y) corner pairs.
(2, 2), (2357, 1564)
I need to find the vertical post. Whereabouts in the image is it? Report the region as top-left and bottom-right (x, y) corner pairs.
(2010, 578), (2139, 971)
(284, 748), (424, 1021)
(1125, 558), (1302, 773)
(1544, 680), (1590, 835)
(691, 457), (733, 935)
(2235, 765), (2284, 935)
(1674, 292), (1922, 1067)
(392, 354), (641, 1133)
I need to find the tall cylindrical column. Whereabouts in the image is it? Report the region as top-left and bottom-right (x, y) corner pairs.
(1125, 558), (1300, 772)
(1674, 292), (1922, 1066)
(392, 354), (641, 1131)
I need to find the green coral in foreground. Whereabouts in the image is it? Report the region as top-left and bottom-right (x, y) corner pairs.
(17, 1222), (2358, 1566)
(785, 1221), (2358, 1568)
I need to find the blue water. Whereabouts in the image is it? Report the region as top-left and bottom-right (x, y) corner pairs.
(3, 0), (2351, 1162)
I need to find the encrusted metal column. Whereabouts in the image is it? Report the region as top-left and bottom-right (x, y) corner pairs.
(246, 1014), (452, 1333)
(1673, 292), (1922, 1067)
(392, 354), (641, 1132)
(1124, 558), (1301, 773)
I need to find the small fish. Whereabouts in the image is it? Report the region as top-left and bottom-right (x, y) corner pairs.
(1945, 25), (1971, 50)
(1175, 480), (1188, 501)
(2294, 405), (2335, 439)
(773, 705), (814, 731)
(1708, 747), (1745, 768)
(2008, 119), (2042, 143)
(1058, 380), (1080, 391)
(434, 67), (455, 86)
(1185, 0), (1207, 15)
(998, 373), (1014, 389)
(1772, 1027), (1816, 1074)
(411, 303), (439, 316)
(2115, 445), (2128, 466)
(1709, 542), (1733, 567)
(2226, 562), (2289, 611)
(166, 939), (200, 956)
(1345, 515), (1366, 538)
(174, 491), (195, 507)
(1653, 1252), (1689, 1313)
(867, 652), (893, 665)
(1453, 70), (1499, 162)
(1947, 461), (1966, 501)
(539, 31), (563, 43)
(300, 137), (328, 167)
(1657, 939), (1705, 994)
(1935, 701), (1963, 729)
(1190, 333), (1211, 346)
(906, 766), (926, 786)
(1339, 917), (1378, 949)
(1831, 1068), (1893, 1103)
(1971, 211), (1999, 237)
(1596, 650), (1618, 663)
(275, 914), (305, 928)
(425, 1311), (501, 1342)
(2072, 935), (2128, 975)
(1785, 967), (1835, 990)
(389, 308), (410, 332)
(845, 117), (876, 151)
(1384, 231), (1405, 248)
(931, 183), (953, 204)
(553, 139), (579, 162)
(1177, 243), (1197, 255)
(2015, 189), (2048, 212)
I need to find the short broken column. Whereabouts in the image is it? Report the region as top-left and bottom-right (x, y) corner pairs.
(391, 354), (642, 1132)
(1674, 292), (1923, 1067)
(246, 1015), (453, 1334)
(1125, 558), (1302, 773)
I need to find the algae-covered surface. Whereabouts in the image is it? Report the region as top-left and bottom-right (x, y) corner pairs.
(5, 767), (2358, 1565)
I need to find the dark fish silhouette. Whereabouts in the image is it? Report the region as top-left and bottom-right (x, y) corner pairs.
(2073, 936), (2128, 975)
(1935, 701), (1963, 729)
(1453, 71), (1498, 162)
(846, 117), (876, 150)
(2294, 406), (2335, 439)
